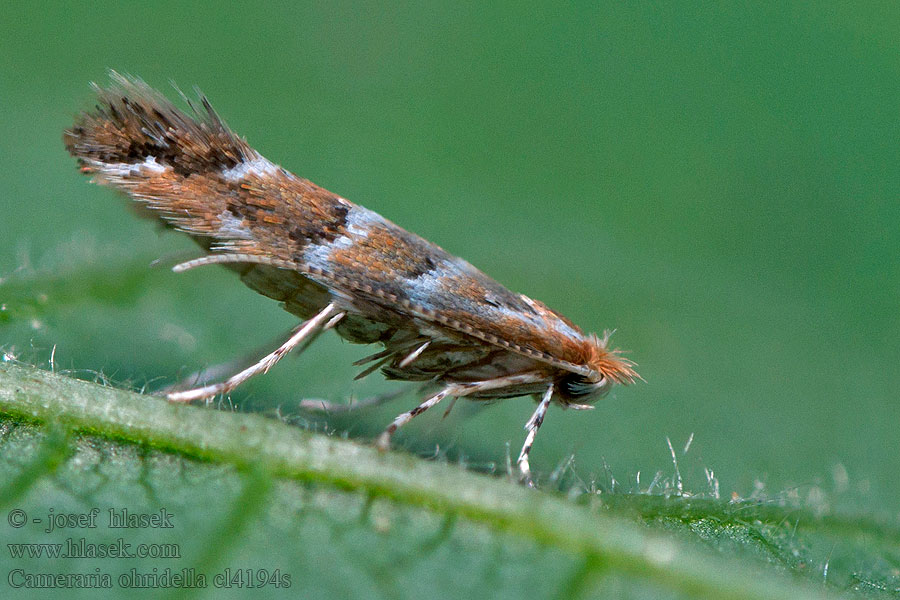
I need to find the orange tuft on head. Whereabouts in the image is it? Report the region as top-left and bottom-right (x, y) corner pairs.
(582, 332), (639, 385)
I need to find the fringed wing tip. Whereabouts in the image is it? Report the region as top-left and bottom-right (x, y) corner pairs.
(64, 70), (252, 173)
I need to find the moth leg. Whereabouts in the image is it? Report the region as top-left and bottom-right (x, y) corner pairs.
(162, 332), (302, 395)
(376, 386), (454, 450)
(441, 396), (459, 419)
(398, 340), (431, 368)
(375, 373), (548, 454)
(517, 383), (555, 486)
(298, 387), (408, 413)
(166, 303), (340, 402)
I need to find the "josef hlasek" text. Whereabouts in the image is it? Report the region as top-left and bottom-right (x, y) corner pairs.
(41, 509), (174, 534)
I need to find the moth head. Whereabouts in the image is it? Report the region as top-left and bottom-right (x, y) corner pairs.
(556, 370), (613, 406)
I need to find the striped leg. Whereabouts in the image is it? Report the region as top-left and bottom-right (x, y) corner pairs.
(376, 386), (453, 450)
(374, 372), (549, 453)
(517, 383), (555, 485)
(167, 303), (340, 402)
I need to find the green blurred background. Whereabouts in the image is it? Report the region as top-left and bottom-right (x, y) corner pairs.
(1, 3), (897, 516)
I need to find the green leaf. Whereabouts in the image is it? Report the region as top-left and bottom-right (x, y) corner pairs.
(0, 362), (881, 599)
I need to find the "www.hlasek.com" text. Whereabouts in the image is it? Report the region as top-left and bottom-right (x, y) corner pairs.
(8, 538), (180, 559)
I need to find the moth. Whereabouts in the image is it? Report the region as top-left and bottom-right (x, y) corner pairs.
(64, 73), (637, 482)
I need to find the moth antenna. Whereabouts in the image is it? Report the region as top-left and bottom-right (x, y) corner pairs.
(172, 254), (297, 273)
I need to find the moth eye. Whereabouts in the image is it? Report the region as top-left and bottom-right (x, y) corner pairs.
(559, 372), (605, 400)
(560, 373), (596, 398)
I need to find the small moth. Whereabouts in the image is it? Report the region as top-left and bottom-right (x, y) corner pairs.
(64, 73), (637, 482)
